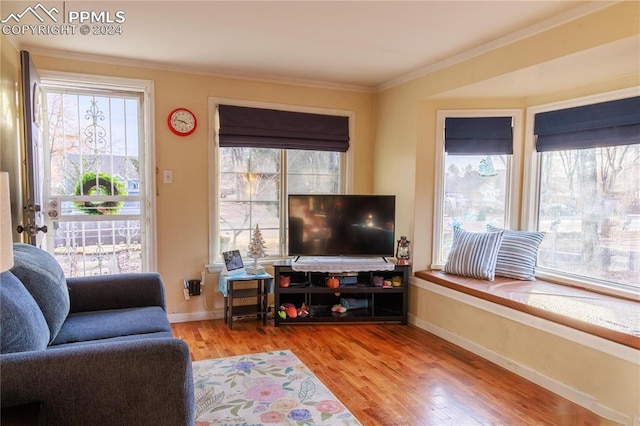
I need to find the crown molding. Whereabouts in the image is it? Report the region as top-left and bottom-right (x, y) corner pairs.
(376, 1), (619, 92)
(22, 45), (375, 94)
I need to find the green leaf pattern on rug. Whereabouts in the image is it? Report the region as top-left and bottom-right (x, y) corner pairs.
(298, 377), (317, 402)
(194, 387), (225, 418)
(193, 350), (362, 425)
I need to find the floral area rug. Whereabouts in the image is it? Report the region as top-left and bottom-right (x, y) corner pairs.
(193, 350), (361, 426)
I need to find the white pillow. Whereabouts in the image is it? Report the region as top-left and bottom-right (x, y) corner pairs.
(444, 227), (504, 281)
(487, 225), (545, 281)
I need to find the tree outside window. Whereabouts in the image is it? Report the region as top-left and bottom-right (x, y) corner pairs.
(218, 148), (341, 261)
(537, 145), (640, 289)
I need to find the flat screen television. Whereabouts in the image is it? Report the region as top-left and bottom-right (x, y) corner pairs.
(288, 194), (396, 258)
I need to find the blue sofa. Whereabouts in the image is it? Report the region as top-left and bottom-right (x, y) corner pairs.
(0, 243), (195, 425)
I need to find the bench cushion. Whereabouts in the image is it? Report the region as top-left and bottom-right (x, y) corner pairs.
(416, 269), (640, 349)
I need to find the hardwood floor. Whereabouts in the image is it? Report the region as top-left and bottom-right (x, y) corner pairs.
(172, 319), (607, 425)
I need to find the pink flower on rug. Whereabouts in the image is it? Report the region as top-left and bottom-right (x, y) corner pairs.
(267, 354), (295, 367)
(270, 399), (298, 412)
(243, 377), (275, 389)
(245, 384), (286, 402)
(252, 377), (275, 386)
(260, 411), (285, 423)
(316, 399), (345, 414)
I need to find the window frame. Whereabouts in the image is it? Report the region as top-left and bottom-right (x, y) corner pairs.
(431, 109), (522, 269)
(206, 97), (354, 269)
(523, 87), (640, 300)
(40, 70), (157, 272)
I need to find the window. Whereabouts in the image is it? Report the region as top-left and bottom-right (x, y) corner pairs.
(528, 92), (640, 294)
(432, 111), (520, 267)
(209, 100), (350, 265)
(218, 148), (341, 259)
(441, 154), (509, 259)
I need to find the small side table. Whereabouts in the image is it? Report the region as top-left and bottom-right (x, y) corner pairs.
(219, 272), (273, 330)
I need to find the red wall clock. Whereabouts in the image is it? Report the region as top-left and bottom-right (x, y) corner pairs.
(167, 107), (197, 136)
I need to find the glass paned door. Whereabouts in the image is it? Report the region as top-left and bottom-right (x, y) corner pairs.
(42, 88), (146, 276)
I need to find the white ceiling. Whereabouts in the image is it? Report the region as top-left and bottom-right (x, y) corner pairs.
(3, 1), (637, 93)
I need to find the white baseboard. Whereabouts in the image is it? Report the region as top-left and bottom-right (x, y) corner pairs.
(168, 310), (222, 323)
(409, 314), (632, 426)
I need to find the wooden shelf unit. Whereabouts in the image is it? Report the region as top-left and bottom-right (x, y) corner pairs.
(273, 260), (409, 326)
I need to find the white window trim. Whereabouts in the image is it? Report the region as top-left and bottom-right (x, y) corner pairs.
(205, 97), (355, 271)
(431, 109), (522, 269)
(523, 86), (640, 300)
(39, 70), (157, 272)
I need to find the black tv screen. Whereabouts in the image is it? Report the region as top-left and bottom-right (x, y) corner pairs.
(288, 194), (396, 257)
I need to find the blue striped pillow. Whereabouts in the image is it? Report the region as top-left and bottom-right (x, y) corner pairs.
(487, 225), (545, 281)
(443, 228), (504, 280)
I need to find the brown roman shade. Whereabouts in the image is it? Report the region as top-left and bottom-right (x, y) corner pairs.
(218, 105), (350, 152)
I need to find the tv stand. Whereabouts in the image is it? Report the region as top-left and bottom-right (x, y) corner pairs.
(273, 259), (409, 326)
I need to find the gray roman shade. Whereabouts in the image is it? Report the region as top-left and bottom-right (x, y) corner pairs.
(444, 117), (513, 155)
(534, 96), (640, 152)
(218, 105), (350, 152)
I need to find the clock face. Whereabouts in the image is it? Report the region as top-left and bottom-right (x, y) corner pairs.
(168, 108), (197, 136)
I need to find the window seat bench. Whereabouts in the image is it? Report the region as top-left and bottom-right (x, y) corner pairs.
(414, 270), (640, 350)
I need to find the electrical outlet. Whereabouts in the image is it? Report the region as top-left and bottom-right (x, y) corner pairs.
(183, 288), (190, 301)
(163, 170), (173, 184)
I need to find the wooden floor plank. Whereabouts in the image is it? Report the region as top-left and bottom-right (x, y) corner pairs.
(172, 320), (609, 425)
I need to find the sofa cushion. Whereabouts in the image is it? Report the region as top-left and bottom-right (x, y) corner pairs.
(10, 244), (70, 343)
(49, 331), (176, 349)
(487, 225), (546, 281)
(50, 306), (172, 346)
(443, 227), (504, 281)
(0, 271), (50, 353)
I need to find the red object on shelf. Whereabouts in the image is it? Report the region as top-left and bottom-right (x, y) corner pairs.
(279, 275), (290, 288)
(326, 277), (339, 288)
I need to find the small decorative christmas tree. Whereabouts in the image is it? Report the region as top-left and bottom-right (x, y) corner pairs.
(246, 224), (267, 274)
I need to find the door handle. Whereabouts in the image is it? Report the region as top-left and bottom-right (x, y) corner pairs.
(16, 224), (48, 236)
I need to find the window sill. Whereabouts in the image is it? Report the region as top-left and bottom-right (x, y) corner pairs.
(414, 270), (640, 350)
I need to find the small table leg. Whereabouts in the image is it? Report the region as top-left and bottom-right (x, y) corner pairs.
(255, 279), (261, 323)
(224, 296), (228, 324)
(228, 281), (233, 330)
(262, 279), (267, 326)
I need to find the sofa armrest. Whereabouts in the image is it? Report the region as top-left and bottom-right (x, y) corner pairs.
(1, 338), (194, 426)
(66, 272), (166, 313)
